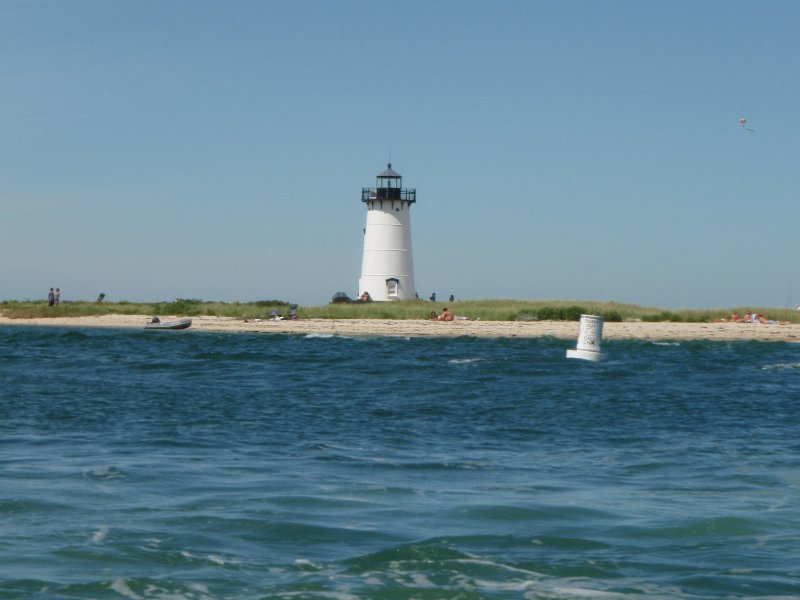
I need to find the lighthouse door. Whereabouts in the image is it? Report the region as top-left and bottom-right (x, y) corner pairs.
(386, 278), (399, 299)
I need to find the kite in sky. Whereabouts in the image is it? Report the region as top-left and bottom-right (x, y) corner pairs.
(739, 117), (754, 132)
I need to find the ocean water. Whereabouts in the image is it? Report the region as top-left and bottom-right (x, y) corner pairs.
(1, 326), (799, 600)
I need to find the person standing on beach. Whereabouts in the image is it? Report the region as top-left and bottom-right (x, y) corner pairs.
(48, 288), (55, 307)
(55, 288), (60, 305)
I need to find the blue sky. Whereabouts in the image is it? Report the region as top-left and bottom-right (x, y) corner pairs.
(2, 1), (798, 308)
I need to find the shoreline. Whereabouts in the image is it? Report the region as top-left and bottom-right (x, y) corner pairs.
(2, 315), (800, 342)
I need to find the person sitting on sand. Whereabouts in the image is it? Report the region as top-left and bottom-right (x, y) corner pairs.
(437, 307), (454, 321)
(430, 311), (438, 320)
(740, 312), (770, 324)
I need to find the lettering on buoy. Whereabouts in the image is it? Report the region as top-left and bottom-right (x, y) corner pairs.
(566, 314), (604, 361)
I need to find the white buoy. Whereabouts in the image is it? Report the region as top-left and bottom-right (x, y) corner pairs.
(566, 314), (604, 361)
(358, 163), (416, 301)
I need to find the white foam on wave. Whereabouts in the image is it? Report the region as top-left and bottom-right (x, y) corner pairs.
(110, 578), (141, 600)
(304, 333), (335, 339)
(762, 362), (800, 370)
(91, 525), (109, 543)
(549, 586), (627, 598)
(456, 557), (542, 576)
(448, 357), (485, 365)
(179, 549), (236, 570)
(111, 577), (215, 600)
(188, 582), (211, 595)
(409, 572), (435, 588)
(467, 577), (538, 593)
(547, 579), (685, 599)
(302, 591), (360, 600)
(553, 587), (626, 598)
(382, 551), (671, 599)
(84, 465), (125, 480)
(294, 558), (325, 570)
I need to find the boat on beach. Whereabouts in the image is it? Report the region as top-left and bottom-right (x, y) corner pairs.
(144, 318), (192, 330)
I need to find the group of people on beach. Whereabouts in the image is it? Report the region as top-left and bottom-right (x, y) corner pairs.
(720, 311), (781, 324)
(47, 288), (61, 307)
(431, 307), (454, 321)
(427, 293), (456, 303)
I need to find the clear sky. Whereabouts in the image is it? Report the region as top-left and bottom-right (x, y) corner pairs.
(2, 1), (798, 308)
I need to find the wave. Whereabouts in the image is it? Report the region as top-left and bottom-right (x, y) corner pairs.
(448, 357), (486, 365)
(83, 466), (128, 481)
(4, 327), (800, 600)
(762, 362), (800, 370)
(90, 525), (110, 543)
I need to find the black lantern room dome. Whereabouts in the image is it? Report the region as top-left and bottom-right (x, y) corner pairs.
(362, 163), (416, 203)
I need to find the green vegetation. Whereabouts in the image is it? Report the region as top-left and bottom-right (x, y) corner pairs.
(2, 298), (798, 323)
(0, 299), (289, 321)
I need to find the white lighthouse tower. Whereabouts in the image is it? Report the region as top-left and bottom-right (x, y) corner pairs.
(358, 163), (416, 301)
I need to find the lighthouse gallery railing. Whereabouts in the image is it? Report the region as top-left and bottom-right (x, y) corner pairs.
(362, 188), (416, 203)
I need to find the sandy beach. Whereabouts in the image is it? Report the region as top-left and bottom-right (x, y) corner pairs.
(1, 314), (799, 342)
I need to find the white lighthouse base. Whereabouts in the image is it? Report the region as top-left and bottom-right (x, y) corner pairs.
(566, 348), (603, 362)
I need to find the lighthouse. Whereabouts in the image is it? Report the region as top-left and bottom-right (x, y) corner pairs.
(358, 163), (416, 301)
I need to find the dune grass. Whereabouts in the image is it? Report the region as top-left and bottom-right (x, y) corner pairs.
(2, 298), (798, 323)
(0, 299), (289, 321)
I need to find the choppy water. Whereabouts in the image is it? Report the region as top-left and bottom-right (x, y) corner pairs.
(1, 325), (799, 599)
